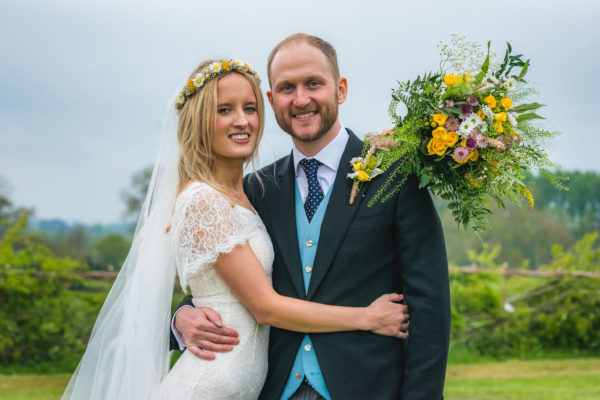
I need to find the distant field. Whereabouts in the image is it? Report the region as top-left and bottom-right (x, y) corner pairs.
(0, 374), (70, 400)
(1, 358), (599, 400)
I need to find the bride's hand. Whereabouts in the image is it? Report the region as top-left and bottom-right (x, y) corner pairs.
(366, 293), (409, 339)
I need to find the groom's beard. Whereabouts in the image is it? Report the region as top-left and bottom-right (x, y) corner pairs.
(274, 100), (339, 143)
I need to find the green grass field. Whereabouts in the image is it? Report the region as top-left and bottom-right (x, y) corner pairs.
(1, 358), (599, 400)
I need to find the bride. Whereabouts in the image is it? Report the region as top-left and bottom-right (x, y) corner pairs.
(62, 59), (408, 400)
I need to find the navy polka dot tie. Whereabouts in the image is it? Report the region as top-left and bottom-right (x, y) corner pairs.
(300, 158), (324, 222)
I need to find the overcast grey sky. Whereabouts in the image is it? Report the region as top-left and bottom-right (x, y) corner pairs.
(1, 0), (599, 223)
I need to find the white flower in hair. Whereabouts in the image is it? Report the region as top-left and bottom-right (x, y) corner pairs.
(174, 58), (259, 112)
(208, 62), (222, 73)
(192, 74), (205, 88)
(230, 58), (246, 70)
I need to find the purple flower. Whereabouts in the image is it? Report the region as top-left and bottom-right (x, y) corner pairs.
(513, 134), (522, 145)
(445, 116), (460, 132)
(452, 146), (470, 162)
(466, 136), (478, 150)
(445, 99), (455, 108)
(457, 103), (474, 116)
(496, 136), (508, 152)
(466, 95), (479, 107)
(472, 130), (488, 148)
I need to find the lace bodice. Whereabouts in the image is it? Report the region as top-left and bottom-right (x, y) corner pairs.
(170, 182), (274, 294)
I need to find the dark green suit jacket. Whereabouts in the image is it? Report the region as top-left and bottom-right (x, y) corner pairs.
(172, 130), (450, 399)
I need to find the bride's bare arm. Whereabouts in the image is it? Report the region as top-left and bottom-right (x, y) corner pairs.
(212, 242), (409, 337)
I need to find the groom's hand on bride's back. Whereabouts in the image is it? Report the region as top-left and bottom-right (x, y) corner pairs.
(175, 306), (240, 360)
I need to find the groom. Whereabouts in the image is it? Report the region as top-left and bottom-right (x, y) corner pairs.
(172, 33), (450, 399)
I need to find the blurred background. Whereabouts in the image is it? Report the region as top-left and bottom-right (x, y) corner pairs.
(1, 0), (599, 399)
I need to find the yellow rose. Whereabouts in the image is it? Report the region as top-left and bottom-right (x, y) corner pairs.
(493, 121), (504, 133)
(500, 97), (513, 109)
(444, 74), (459, 86)
(477, 110), (486, 120)
(494, 112), (507, 122)
(433, 113), (448, 126)
(427, 138), (447, 156)
(432, 126), (447, 139)
(469, 149), (479, 161)
(357, 170), (370, 182)
(221, 61), (230, 71)
(483, 95), (497, 109)
(445, 131), (459, 147)
(353, 161), (364, 171)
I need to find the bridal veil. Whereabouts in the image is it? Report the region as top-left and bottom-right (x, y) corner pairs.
(62, 99), (180, 400)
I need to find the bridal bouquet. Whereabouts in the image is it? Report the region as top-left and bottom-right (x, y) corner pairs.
(349, 34), (566, 232)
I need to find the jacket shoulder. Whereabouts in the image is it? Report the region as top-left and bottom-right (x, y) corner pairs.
(243, 153), (292, 201)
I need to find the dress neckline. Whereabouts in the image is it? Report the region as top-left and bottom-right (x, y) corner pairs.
(184, 181), (258, 216)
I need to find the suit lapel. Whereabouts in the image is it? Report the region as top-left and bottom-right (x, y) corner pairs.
(306, 131), (367, 299)
(267, 153), (306, 299)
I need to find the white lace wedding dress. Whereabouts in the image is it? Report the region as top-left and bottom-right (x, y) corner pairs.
(152, 182), (274, 400)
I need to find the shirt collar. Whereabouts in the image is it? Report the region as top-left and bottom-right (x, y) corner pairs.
(293, 124), (349, 176)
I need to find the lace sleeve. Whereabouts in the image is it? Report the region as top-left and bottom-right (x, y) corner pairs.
(173, 184), (248, 292)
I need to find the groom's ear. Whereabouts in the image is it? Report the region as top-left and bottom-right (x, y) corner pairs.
(337, 77), (348, 105)
(266, 90), (275, 109)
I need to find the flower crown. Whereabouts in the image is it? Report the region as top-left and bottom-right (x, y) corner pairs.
(175, 59), (260, 112)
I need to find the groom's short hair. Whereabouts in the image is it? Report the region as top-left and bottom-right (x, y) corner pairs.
(267, 33), (340, 86)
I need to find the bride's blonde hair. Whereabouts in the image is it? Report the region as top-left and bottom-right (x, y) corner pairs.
(175, 59), (265, 202)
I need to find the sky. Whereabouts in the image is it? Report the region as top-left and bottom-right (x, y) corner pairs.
(1, 0), (599, 224)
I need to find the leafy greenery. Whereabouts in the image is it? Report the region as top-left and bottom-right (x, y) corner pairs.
(449, 233), (600, 360)
(0, 213), (108, 373)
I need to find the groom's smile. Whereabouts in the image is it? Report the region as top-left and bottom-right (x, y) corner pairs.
(293, 111), (318, 120)
(267, 40), (347, 155)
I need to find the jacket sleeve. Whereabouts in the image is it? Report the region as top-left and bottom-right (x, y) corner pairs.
(169, 295), (194, 351)
(395, 175), (451, 400)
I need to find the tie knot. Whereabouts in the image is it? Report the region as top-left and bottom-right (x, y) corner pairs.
(299, 158), (321, 178)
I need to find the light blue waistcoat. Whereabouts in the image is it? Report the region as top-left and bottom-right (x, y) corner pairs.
(279, 182), (333, 400)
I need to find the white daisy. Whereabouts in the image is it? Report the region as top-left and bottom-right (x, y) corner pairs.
(458, 115), (480, 138)
(192, 73), (205, 88)
(503, 77), (518, 92)
(230, 58), (246, 70)
(485, 71), (500, 85)
(208, 62), (222, 74)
